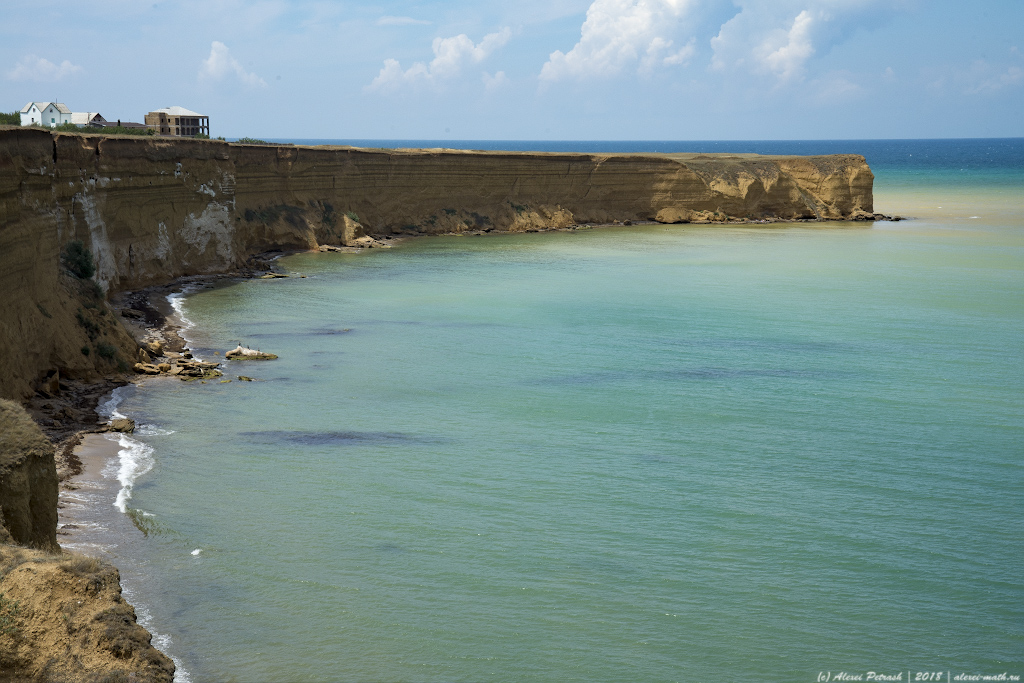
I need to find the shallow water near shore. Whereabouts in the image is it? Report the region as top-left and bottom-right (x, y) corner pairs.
(71, 140), (1023, 681)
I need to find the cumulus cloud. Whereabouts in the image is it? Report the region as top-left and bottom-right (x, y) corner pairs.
(376, 16), (431, 26)
(369, 28), (512, 91)
(757, 10), (815, 80)
(967, 65), (1024, 94)
(711, 1), (894, 82)
(199, 41), (267, 87)
(540, 0), (699, 81)
(482, 71), (509, 91)
(6, 55), (82, 81)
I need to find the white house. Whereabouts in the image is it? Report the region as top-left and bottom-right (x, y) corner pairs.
(20, 102), (73, 127)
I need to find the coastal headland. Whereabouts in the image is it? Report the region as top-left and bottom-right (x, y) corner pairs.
(1, 126), (875, 401)
(0, 126), (876, 680)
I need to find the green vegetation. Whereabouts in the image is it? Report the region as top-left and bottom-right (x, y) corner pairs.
(42, 122), (155, 136)
(0, 112), (21, 126)
(98, 125), (154, 136)
(60, 555), (103, 577)
(319, 202), (336, 229)
(243, 204), (305, 227)
(76, 310), (100, 340)
(0, 594), (19, 636)
(193, 132), (210, 139)
(95, 342), (118, 359)
(345, 211), (360, 222)
(61, 240), (95, 279)
(236, 137), (270, 145)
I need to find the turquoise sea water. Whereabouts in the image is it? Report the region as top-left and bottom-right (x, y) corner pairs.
(79, 140), (1022, 682)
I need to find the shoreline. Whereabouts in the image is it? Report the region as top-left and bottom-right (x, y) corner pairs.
(44, 216), (904, 677)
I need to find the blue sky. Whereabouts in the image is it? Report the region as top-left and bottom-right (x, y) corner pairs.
(2, 0), (1022, 140)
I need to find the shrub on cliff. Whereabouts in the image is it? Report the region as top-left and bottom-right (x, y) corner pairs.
(61, 241), (95, 279)
(0, 112), (20, 126)
(236, 137), (270, 145)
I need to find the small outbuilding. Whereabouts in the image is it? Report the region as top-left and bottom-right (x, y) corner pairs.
(70, 112), (107, 127)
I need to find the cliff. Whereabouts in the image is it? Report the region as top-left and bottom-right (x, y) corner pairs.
(0, 400), (173, 681)
(0, 400), (58, 552)
(0, 546), (175, 682)
(1, 127), (873, 400)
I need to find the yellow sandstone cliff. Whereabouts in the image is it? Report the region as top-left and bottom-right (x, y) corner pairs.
(1, 127), (873, 400)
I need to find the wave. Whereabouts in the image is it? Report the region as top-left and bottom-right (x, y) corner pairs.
(97, 385), (131, 420)
(110, 434), (155, 514)
(120, 580), (192, 683)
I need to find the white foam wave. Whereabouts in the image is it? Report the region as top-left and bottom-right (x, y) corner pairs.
(167, 291), (197, 332)
(136, 424), (175, 436)
(97, 385), (132, 420)
(168, 289), (207, 362)
(112, 434), (155, 513)
(121, 582), (192, 683)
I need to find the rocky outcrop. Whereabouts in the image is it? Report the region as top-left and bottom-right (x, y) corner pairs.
(0, 400), (58, 552)
(0, 127), (873, 399)
(225, 344), (277, 360)
(0, 546), (175, 682)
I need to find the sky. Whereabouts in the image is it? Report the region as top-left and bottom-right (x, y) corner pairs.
(2, 0), (1022, 140)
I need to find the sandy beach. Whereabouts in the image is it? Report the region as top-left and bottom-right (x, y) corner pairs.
(57, 433), (124, 555)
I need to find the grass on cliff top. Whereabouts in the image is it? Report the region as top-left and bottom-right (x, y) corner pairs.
(0, 400), (53, 471)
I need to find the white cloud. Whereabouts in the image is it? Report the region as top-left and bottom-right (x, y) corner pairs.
(968, 65), (1024, 94)
(369, 28), (512, 91)
(376, 16), (431, 26)
(757, 10), (815, 81)
(812, 71), (863, 100)
(711, 1), (893, 82)
(540, 0), (699, 81)
(6, 55), (82, 81)
(483, 71), (509, 91)
(199, 41), (267, 87)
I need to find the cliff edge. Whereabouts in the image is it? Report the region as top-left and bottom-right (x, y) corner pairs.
(0, 127), (873, 401)
(0, 401), (173, 682)
(0, 546), (175, 682)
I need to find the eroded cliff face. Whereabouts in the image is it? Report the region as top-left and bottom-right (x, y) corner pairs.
(0, 127), (873, 399)
(0, 400), (58, 552)
(0, 546), (175, 682)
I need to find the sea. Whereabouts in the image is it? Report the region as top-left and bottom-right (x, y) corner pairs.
(59, 139), (1024, 683)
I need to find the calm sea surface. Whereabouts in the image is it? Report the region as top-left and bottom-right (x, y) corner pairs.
(71, 140), (1023, 682)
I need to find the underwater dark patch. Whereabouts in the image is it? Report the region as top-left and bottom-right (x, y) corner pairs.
(240, 430), (444, 445)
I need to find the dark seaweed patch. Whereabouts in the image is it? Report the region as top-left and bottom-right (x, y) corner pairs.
(532, 366), (843, 386)
(240, 430), (443, 445)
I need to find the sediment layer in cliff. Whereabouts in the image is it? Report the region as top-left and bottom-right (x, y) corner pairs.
(0, 127), (874, 400)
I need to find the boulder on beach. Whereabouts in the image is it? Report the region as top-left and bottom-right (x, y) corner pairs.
(225, 344), (278, 360)
(108, 418), (135, 433)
